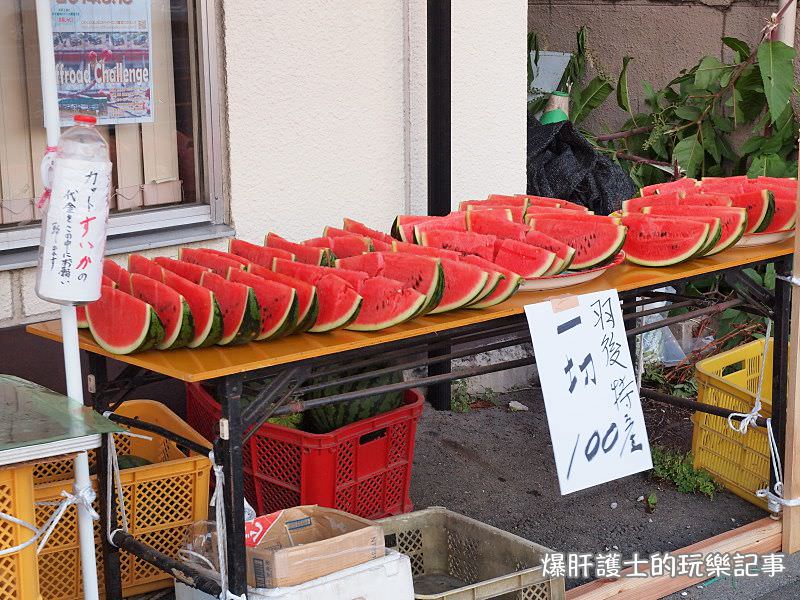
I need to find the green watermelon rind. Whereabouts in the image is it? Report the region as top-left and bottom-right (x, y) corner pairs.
(261, 292), (299, 340)
(572, 226), (627, 270)
(707, 212), (747, 255)
(158, 298), (195, 350)
(193, 299), (225, 348)
(88, 305), (165, 355)
(417, 262), (445, 315)
(470, 275), (522, 309)
(626, 223), (710, 267)
(544, 257), (566, 276)
(465, 272), (503, 307)
(429, 270), (488, 314)
(696, 219), (723, 257)
(295, 290), (320, 332)
(216, 287), (261, 346)
(346, 291), (426, 332)
(748, 190), (775, 234)
(309, 297), (363, 333)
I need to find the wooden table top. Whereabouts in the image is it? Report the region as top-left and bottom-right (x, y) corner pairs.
(26, 240), (793, 383)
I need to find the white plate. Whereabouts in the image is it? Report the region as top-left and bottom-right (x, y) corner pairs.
(736, 230), (794, 247)
(519, 252), (625, 291)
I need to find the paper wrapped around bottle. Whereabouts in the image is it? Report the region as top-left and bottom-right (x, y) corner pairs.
(244, 505), (384, 588)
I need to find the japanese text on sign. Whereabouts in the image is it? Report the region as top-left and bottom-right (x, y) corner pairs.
(37, 157), (111, 304)
(525, 290), (652, 494)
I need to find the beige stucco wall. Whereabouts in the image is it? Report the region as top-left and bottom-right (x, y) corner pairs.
(529, 0), (798, 132)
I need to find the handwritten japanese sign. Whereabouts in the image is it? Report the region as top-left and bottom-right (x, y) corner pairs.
(525, 290), (652, 494)
(37, 157), (111, 305)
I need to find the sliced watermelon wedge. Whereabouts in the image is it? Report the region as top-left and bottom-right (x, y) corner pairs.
(129, 254), (166, 282)
(493, 239), (556, 278)
(640, 178), (698, 196)
(405, 213), (467, 243)
(229, 238), (294, 267)
(622, 215), (709, 266)
(199, 272), (261, 345)
(180, 247), (247, 276)
(154, 256), (211, 284)
(248, 263), (319, 332)
(267, 232), (333, 266)
(130, 273), (194, 350)
(391, 239), (461, 260)
(103, 259), (132, 293)
(342, 218), (395, 243)
(199, 248), (251, 267)
(311, 274), (362, 332)
(418, 229), (496, 260)
(466, 211), (529, 241)
(429, 260), (487, 314)
(228, 269), (298, 339)
(525, 207), (619, 225)
(485, 194), (529, 207)
(528, 220), (626, 270)
(87, 286), (164, 354)
(345, 276), (425, 331)
(273, 258), (368, 291)
(760, 195), (795, 233)
(77, 279), (116, 328)
(161, 270), (224, 348)
(459, 255), (522, 308)
(336, 252), (444, 315)
(305, 235), (371, 258)
(731, 190), (775, 233)
(643, 206), (747, 256)
(524, 231), (576, 274)
(466, 269), (503, 306)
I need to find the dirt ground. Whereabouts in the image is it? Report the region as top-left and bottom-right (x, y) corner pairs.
(409, 387), (766, 590)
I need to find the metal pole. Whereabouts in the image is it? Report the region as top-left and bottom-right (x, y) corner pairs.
(427, 0), (451, 216)
(36, 2), (100, 598)
(775, 0), (797, 45)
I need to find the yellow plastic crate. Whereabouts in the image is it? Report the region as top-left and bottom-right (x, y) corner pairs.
(34, 400), (211, 600)
(0, 465), (39, 600)
(693, 338), (773, 510)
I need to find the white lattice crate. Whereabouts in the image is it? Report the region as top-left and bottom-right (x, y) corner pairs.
(175, 549), (414, 600)
(379, 507), (565, 600)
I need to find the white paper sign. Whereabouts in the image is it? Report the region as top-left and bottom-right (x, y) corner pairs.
(525, 290), (652, 494)
(37, 157), (112, 305)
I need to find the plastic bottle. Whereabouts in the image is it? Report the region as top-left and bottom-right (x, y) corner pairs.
(36, 115), (112, 305)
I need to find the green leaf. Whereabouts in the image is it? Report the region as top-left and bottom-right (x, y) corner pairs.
(742, 268), (763, 286)
(701, 121), (721, 164)
(765, 263), (776, 290)
(617, 56), (633, 112)
(748, 153), (786, 178)
(758, 41), (797, 123)
(643, 81), (658, 109)
(711, 113), (734, 133)
(572, 77), (613, 124)
(674, 105), (702, 121)
(741, 136), (765, 154)
(673, 134), (704, 178)
(694, 56), (726, 90)
(723, 37), (751, 62)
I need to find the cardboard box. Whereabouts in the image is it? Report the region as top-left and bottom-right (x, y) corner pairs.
(245, 505), (384, 588)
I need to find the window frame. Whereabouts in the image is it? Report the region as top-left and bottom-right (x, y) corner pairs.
(0, 0), (230, 263)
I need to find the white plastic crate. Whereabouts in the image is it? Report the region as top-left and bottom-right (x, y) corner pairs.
(175, 549), (414, 600)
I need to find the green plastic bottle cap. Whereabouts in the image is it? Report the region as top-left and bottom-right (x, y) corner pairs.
(540, 108), (568, 125)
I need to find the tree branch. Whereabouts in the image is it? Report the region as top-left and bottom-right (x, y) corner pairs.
(615, 152), (672, 167)
(596, 125), (654, 142)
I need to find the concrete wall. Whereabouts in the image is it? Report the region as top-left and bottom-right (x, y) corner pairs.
(528, 0), (798, 132)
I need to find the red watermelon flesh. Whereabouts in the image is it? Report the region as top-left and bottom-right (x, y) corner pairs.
(371, 239), (393, 251)
(460, 255), (522, 308)
(323, 226), (378, 249)
(273, 258), (368, 291)
(460, 203), (520, 221)
(761, 197), (796, 233)
(342, 218), (395, 243)
(130, 273), (194, 350)
(643, 206), (747, 255)
(199, 248), (251, 267)
(640, 178), (697, 196)
(525, 209), (619, 225)
(403, 213), (467, 243)
(155, 257), (210, 285)
(180, 247), (246, 276)
(161, 269), (224, 348)
(524, 230), (576, 274)
(346, 276), (425, 331)
(228, 269), (297, 339)
(698, 180), (744, 194)
(391, 239), (461, 260)
(199, 272), (261, 345)
(429, 259), (488, 314)
(337, 252), (444, 315)
(103, 259), (131, 293)
(128, 254), (166, 282)
(529, 219), (626, 270)
(730, 190), (775, 233)
(493, 239), (556, 278)
(622, 191), (685, 212)
(86, 286), (164, 354)
(466, 212), (529, 241)
(248, 263), (319, 332)
(622, 215), (709, 266)
(77, 279), (116, 328)
(266, 233), (332, 266)
(102, 275), (115, 287)
(484, 194), (529, 207)
(305, 235), (371, 257)
(418, 229), (496, 260)
(310, 274), (362, 332)
(550, 198), (588, 211)
(229, 238), (293, 269)
(522, 195), (588, 211)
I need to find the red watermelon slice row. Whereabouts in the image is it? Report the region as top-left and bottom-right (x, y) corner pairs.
(341, 218), (395, 244)
(130, 273), (194, 350)
(346, 276), (426, 331)
(248, 263), (319, 332)
(528, 219), (626, 270)
(199, 272), (261, 345)
(493, 239), (556, 278)
(229, 238), (294, 268)
(267, 232), (334, 266)
(418, 229), (496, 261)
(622, 214), (709, 267)
(161, 269), (224, 348)
(640, 178), (697, 196)
(228, 269), (298, 340)
(459, 255), (522, 308)
(180, 247), (247, 276)
(155, 256), (211, 284)
(643, 206), (747, 256)
(86, 286), (164, 354)
(304, 235), (371, 258)
(103, 259), (132, 293)
(466, 211), (529, 241)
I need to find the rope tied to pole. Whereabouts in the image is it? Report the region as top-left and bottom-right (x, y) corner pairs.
(209, 451), (246, 600)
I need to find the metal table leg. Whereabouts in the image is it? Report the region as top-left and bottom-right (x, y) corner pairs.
(217, 374), (248, 595)
(428, 341), (452, 410)
(89, 353), (123, 600)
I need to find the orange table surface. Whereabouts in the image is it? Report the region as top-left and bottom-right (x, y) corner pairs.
(26, 240), (793, 383)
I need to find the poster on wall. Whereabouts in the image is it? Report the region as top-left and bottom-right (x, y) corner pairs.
(51, 0), (154, 126)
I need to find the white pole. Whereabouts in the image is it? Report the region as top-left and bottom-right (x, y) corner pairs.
(775, 0), (797, 46)
(35, 2), (100, 599)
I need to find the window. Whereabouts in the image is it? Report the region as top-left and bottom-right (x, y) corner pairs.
(0, 0), (228, 263)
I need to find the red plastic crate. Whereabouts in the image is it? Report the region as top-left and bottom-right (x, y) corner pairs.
(186, 382), (423, 519)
